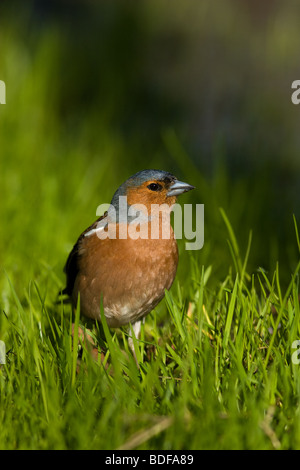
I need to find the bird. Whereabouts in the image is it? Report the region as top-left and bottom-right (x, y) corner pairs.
(63, 169), (195, 361)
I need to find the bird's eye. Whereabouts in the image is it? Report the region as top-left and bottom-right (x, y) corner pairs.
(147, 183), (162, 192)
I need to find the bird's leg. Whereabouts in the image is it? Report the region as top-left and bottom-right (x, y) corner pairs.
(128, 318), (145, 367)
(72, 323), (98, 357)
(71, 322), (107, 368)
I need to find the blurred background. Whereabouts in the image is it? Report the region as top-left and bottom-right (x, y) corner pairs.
(0, 0), (300, 300)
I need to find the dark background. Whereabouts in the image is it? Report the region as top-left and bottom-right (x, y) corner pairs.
(1, 0), (300, 287)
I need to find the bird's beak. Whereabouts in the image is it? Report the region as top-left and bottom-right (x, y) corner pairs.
(167, 179), (195, 197)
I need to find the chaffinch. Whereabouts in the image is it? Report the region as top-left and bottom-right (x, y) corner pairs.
(63, 169), (195, 359)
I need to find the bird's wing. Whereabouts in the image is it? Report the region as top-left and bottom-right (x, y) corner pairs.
(62, 212), (108, 296)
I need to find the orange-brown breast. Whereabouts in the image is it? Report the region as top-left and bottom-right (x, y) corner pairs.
(73, 221), (178, 327)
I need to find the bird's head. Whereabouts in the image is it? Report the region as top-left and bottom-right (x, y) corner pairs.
(110, 169), (195, 219)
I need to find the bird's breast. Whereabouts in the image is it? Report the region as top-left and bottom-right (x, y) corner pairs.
(73, 221), (179, 326)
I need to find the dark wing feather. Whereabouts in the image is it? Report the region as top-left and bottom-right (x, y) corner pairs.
(62, 212), (108, 297)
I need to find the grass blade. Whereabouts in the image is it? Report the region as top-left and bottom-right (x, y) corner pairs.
(293, 214), (300, 254)
(71, 295), (80, 387)
(223, 274), (239, 351)
(220, 208), (242, 277)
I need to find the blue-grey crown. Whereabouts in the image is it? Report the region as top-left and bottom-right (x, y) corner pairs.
(110, 169), (176, 208)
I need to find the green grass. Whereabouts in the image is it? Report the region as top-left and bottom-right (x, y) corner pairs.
(1, 3), (300, 450)
(1, 215), (300, 449)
